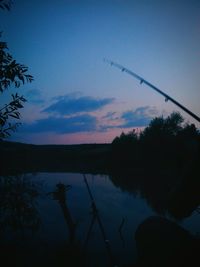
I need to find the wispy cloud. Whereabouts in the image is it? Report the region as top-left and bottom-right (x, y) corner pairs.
(20, 104), (160, 137)
(120, 106), (158, 127)
(100, 106), (159, 131)
(42, 94), (114, 115)
(21, 114), (97, 134)
(102, 111), (117, 120)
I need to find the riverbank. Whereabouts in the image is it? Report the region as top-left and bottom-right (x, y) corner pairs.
(0, 140), (111, 174)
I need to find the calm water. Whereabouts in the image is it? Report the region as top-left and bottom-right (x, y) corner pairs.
(1, 172), (199, 267)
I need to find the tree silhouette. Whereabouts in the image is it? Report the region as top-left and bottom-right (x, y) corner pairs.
(0, 2), (33, 139)
(0, 0), (12, 11)
(139, 112), (199, 166)
(0, 174), (41, 233)
(111, 112), (199, 168)
(140, 112), (184, 144)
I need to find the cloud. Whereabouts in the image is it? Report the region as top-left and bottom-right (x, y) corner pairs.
(121, 106), (159, 127)
(20, 104), (160, 137)
(21, 114), (97, 134)
(102, 111), (117, 120)
(100, 106), (159, 131)
(42, 94), (114, 115)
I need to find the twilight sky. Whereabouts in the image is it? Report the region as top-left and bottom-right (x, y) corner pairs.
(1, 0), (200, 144)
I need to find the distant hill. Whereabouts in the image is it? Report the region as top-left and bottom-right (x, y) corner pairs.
(0, 140), (111, 175)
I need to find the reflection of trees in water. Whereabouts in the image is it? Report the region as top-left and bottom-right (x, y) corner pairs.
(109, 165), (200, 220)
(47, 183), (85, 267)
(0, 174), (41, 233)
(83, 175), (116, 267)
(167, 162), (200, 219)
(48, 183), (76, 244)
(48, 177), (116, 267)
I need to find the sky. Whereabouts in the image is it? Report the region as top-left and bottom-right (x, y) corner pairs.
(0, 0), (200, 144)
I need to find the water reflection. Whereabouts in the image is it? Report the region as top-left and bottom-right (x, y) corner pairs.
(0, 174), (42, 267)
(0, 172), (199, 267)
(47, 182), (86, 267)
(0, 174), (41, 233)
(83, 175), (116, 266)
(48, 183), (76, 244)
(110, 168), (200, 220)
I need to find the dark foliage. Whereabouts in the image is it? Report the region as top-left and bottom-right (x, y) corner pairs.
(112, 129), (140, 166)
(111, 112), (200, 168)
(0, 174), (41, 233)
(0, 93), (27, 138)
(0, 0), (12, 11)
(0, 35), (33, 92)
(0, 4), (33, 139)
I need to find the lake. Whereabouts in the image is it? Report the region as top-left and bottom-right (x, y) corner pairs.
(0, 172), (199, 267)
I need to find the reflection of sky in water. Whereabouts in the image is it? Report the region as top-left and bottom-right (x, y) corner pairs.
(3, 173), (200, 266)
(29, 173), (155, 265)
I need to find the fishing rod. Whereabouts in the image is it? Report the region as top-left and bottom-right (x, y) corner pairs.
(104, 59), (200, 123)
(83, 174), (116, 267)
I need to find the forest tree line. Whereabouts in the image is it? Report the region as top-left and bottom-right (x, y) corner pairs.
(111, 112), (200, 169)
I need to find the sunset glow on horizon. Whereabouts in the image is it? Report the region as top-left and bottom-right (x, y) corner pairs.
(1, 0), (200, 144)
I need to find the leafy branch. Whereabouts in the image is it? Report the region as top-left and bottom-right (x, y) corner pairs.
(0, 32), (34, 139)
(0, 0), (13, 11)
(0, 93), (27, 138)
(0, 40), (34, 92)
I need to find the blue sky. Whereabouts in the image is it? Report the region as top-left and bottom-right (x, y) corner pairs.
(1, 0), (200, 144)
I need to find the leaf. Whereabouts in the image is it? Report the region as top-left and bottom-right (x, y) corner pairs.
(9, 113), (19, 119)
(18, 74), (24, 84)
(15, 102), (23, 108)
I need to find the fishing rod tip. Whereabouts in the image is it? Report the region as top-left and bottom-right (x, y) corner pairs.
(103, 58), (114, 66)
(103, 58), (110, 63)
